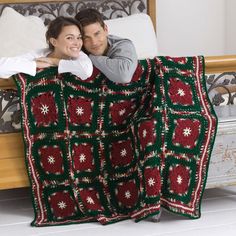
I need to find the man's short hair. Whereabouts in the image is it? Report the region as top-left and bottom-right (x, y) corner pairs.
(75, 8), (105, 28)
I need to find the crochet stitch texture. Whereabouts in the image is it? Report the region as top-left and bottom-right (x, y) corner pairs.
(14, 56), (217, 226)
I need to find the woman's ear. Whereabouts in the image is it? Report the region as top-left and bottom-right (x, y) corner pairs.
(49, 38), (57, 47)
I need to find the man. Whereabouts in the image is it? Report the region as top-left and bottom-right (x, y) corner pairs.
(75, 9), (161, 222)
(75, 8), (138, 83)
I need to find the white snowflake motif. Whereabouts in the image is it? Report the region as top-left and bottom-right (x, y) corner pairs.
(40, 104), (49, 115)
(79, 153), (86, 163)
(76, 106), (84, 116)
(177, 88), (185, 97)
(148, 178), (156, 187)
(143, 129), (147, 138)
(177, 175), (183, 184)
(99, 103), (105, 110)
(57, 201), (67, 209)
(119, 108), (126, 116)
(86, 196), (95, 204)
(120, 148), (127, 157)
(183, 127), (192, 137)
(47, 155), (55, 164)
(125, 190), (131, 199)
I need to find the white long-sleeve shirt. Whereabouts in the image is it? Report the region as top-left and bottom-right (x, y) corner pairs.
(0, 48), (93, 80)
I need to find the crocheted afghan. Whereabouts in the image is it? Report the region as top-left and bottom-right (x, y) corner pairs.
(14, 56), (217, 226)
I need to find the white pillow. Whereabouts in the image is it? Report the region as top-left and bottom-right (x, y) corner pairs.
(0, 7), (47, 57)
(0, 8), (158, 59)
(105, 13), (158, 59)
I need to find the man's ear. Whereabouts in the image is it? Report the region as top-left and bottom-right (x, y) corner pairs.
(104, 24), (109, 35)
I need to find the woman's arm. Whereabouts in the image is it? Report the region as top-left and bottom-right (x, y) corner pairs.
(58, 51), (93, 80)
(43, 51), (93, 80)
(0, 48), (50, 79)
(0, 49), (93, 80)
(0, 57), (36, 79)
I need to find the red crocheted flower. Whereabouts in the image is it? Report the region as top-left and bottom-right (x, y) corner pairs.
(168, 78), (193, 106)
(110, 139), (133, 167)
(31, 92), (58, 127)
(72, 143), (95, 172)
(110, 100), (137, 125)
(39, 145), (64, 175)
(172, 118), (201, 149)
(67, 97), (92, 125)
(79, 189), (103, 211)
(144, 167), (161, 197)
(48, 191), (77, 219)
(116, 180), (139, 208)
(168, 165), (190, 195)
(138, 119), (156, 150)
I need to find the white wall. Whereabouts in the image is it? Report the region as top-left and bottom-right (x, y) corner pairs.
(156, 0), (226, 56)
(225, 0), (236, 54)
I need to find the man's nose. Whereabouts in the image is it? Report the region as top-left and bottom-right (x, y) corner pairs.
(90, 37), (98, 46)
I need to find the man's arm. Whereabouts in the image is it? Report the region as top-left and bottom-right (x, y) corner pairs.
(89, 39), (138, 83)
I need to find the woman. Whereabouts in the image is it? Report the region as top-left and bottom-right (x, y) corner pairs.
(0, 16), (93, 80)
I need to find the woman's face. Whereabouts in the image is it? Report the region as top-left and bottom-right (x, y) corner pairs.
(50, 25), (83, 59)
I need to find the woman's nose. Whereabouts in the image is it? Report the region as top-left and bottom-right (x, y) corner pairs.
(73, 39), (82, 46)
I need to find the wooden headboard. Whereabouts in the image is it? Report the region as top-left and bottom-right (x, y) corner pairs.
(0, 0), (156, 25)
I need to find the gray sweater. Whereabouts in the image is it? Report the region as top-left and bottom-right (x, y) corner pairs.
(89, 35), (138, 83)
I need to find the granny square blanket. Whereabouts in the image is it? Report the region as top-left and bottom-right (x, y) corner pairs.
(14, 56), (217, 226)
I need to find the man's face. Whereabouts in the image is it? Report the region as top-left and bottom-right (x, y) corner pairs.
(82, 22), (109, 56)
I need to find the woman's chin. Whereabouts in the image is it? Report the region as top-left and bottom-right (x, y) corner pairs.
(68, 53), (81, 59)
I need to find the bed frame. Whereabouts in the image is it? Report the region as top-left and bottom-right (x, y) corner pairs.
(0, 0), (236, 190)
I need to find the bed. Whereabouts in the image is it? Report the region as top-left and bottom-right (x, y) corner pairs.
(0, 0), (235, 191)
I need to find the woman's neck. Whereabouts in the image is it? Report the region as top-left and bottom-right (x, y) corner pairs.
(47, 51), (69, 60)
